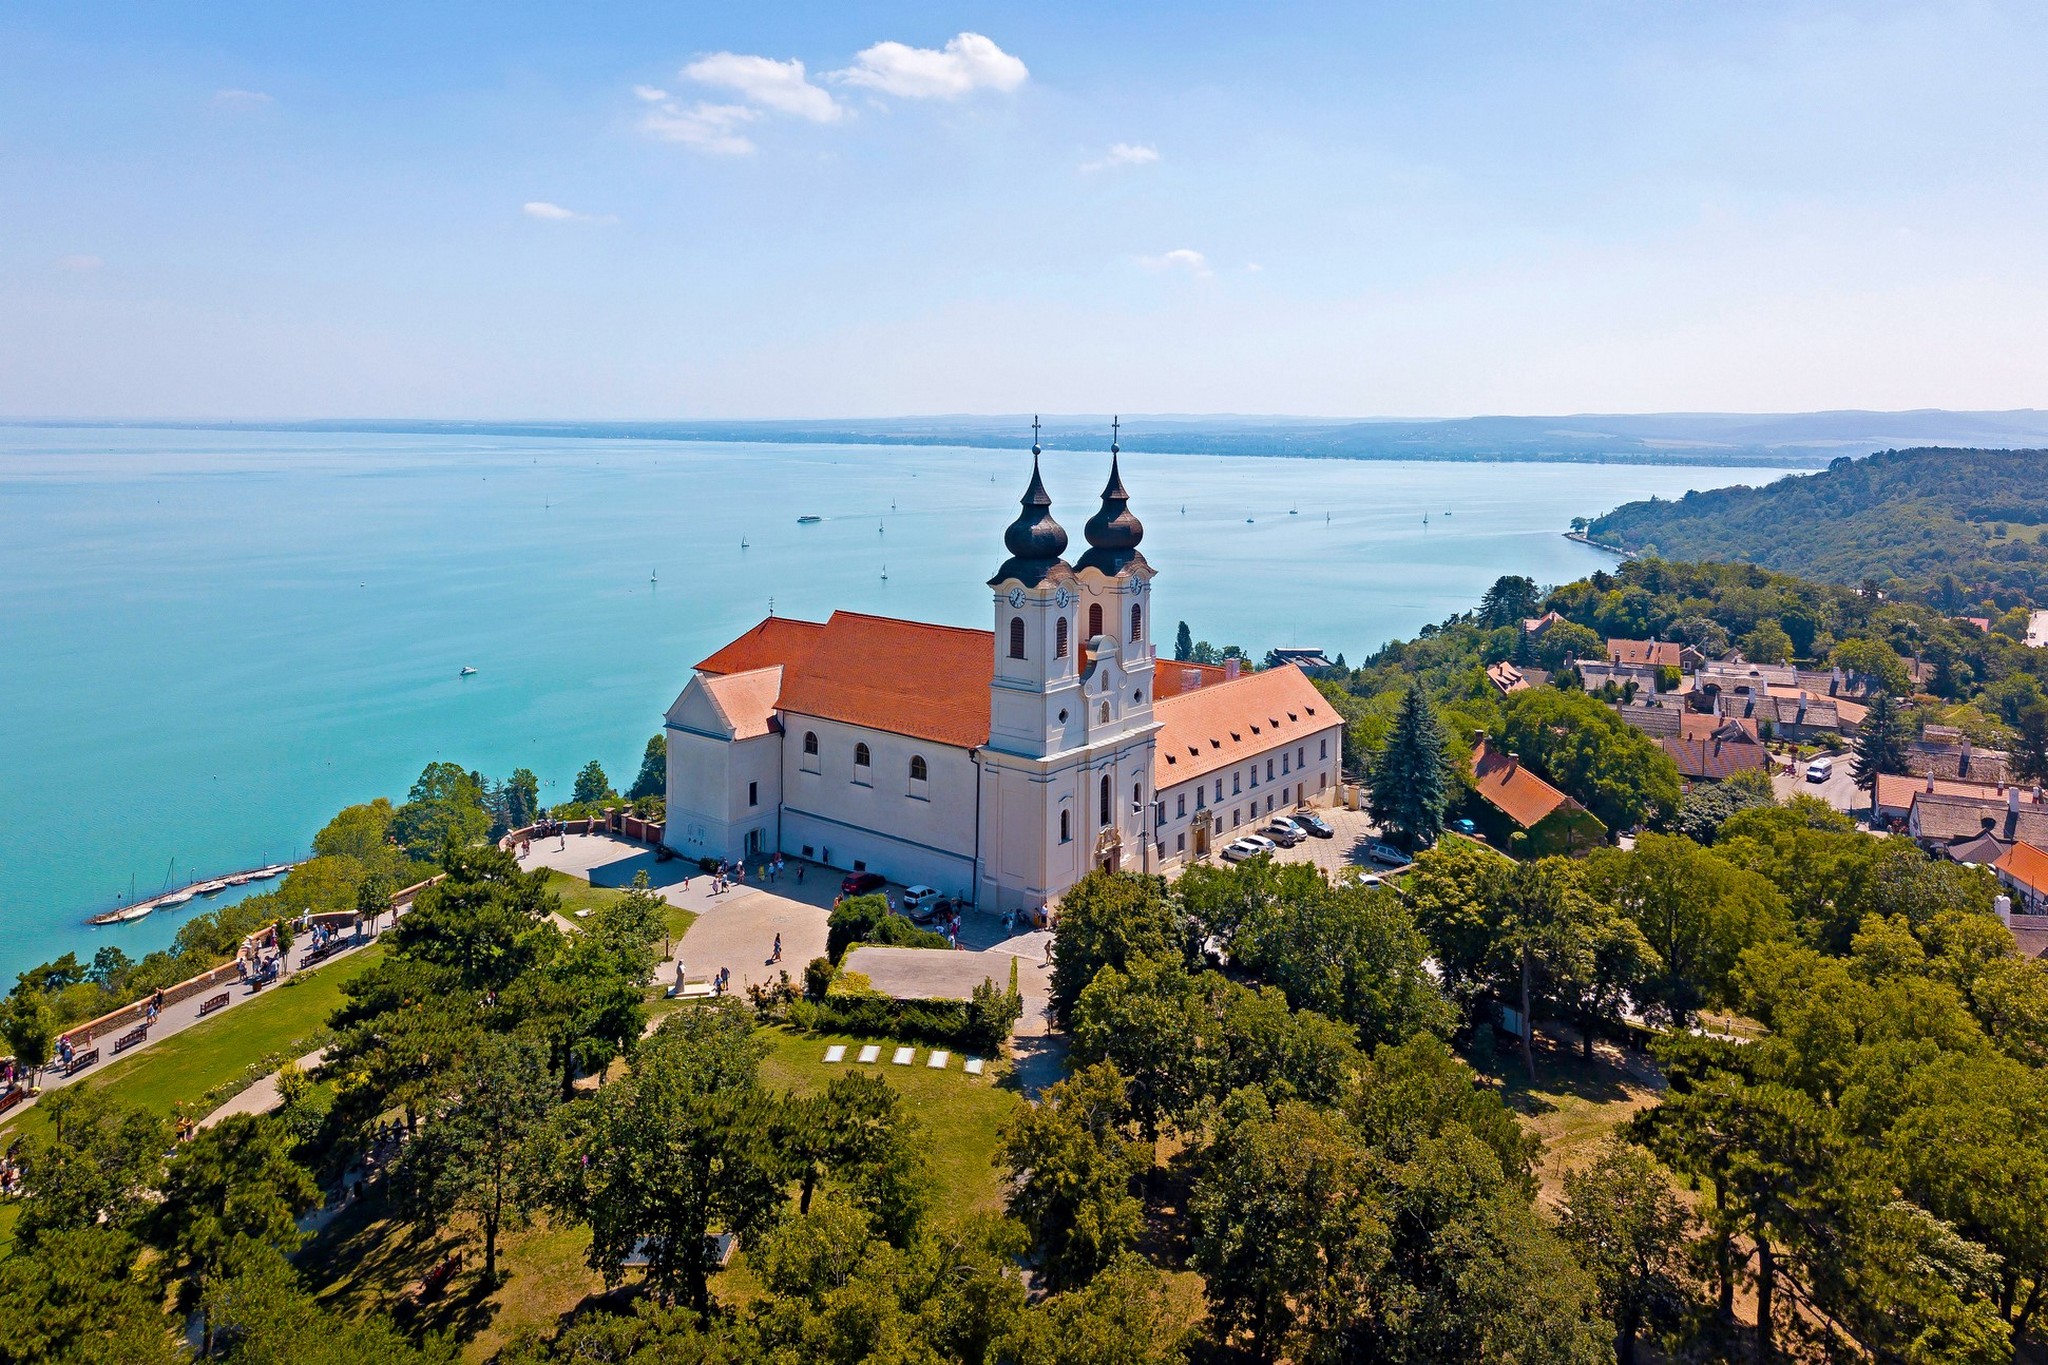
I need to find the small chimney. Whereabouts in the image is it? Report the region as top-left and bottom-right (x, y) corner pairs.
(2011, 787), (2023, 814)
(1506, 752), (1520, 773)
(1223, 657), (1241, 681)
(1995, 893), (2013, 927)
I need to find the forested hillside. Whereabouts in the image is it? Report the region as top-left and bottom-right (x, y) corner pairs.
(1588, 447), (2048, 607)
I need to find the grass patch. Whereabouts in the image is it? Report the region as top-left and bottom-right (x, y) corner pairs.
(1, 945), (384, 1145)
(540, 868), (695, 945)
(1465, 1031), (1666, 1207)
(757, 1024), (1022, 1223)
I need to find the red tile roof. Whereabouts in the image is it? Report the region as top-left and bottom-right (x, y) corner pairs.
(694, 616), (826, 676)
(1660, 733), (1769, 782)
(772, 612), (995, 750)
(1152, 660), (1228, 700)
(1151, 665), (1336, 787)
(1997, 841), (2048, 896)
(1606, 638), (1683, 669)
(699, 667), (784, 741)
(1470, 735), (1578, 830)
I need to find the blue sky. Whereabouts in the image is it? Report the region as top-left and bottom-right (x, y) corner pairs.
(5, 2), (2046, 418)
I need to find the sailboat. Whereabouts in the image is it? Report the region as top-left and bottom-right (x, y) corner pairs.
(1289, 504), (1298, 515)
(650, 568), (658, 582)
(880, 564), (889, 581)
(878, 522), (885, 535)
(741, 537), (749, 549)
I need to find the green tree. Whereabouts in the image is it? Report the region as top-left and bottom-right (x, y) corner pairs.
(1367, 683), (1452, 852)
(399, 1034), (555, 1281)
(311, 797), (398, 863)
(567, 1002), (784, 1311)
(1190, 1092), (1388, 1362)
(1531, 619), (1606, 672)
(572, 759), (615, 806)
(390, 761), (491, 859)
(1500, 687), (1683, 833)
(1832, 636), (1912, 695)
(2013, 702), (2048, 784)
(996, 1062), (1145, 1290)
(1174, 620), (1194, 661)
(1559, 1144), (1695, 1365)
(1478, 574), (1542, 628)
(1851, 690), (1913, 791)
(627, 734), (666, 801)
(776, 1071), (932, 1242)
(0, 992), (56, 1087)
(201, 1240), (455, 1365)
(0, 1227), (183, 1365)
(1739, 620), (1794, 664)
(13, 1087), (173, 1248)
(1048, 872), (1189, 1026)
(148, 1114), (320, 1354)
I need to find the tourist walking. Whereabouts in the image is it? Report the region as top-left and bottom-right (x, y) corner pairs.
(771, 932), (782, 964)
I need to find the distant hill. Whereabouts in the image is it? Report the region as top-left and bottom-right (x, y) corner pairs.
(21, 409), (2048, 468)
(1587, 447), (2048, 607)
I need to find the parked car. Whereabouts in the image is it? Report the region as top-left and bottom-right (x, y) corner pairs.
(1358, 872), (1384, 887)
(1805, 756), (1835, 783)
(1243, 834), (1279, 855)
(1220, 838), (1268, 863)
(1295, 812), (1334, 839)
(1364, 839), (1407, 866)
(840, 870), (887, 898)
(1451, 818), (1479, 836)
(1263, 819), (1304, 847)
(902, 885), (943, 921)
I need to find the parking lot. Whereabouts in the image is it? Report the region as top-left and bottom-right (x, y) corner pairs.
(1773, 754), (1868, 819)
(1197, 803), (1405, 880)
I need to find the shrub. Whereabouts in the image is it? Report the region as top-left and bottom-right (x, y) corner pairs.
(826, 894), (949, 963)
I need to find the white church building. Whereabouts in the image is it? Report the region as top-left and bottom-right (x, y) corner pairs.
(662, 434), (1345, 913)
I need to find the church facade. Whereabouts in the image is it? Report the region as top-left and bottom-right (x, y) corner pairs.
(662, 437), (1345, 912)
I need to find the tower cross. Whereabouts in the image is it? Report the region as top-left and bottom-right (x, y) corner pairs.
(1111, 414), (1119, 455)
(1032, 414), (1041, 456)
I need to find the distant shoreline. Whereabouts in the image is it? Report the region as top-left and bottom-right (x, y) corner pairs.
(0, 417), (1871, 469)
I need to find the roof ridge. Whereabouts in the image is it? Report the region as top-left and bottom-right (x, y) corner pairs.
(825, 609), (994, 641)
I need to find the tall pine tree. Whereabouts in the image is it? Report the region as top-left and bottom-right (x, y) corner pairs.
(1850, 691), (1912, 790)
(1174, 621), (1194, 662)
(1367, 684), (1451, 851)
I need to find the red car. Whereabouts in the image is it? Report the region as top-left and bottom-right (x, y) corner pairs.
(839, 871), (887, 897)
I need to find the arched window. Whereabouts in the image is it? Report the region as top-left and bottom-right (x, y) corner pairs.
(1132, 782), (1142, 811)
(1099, 702), (1110, 723)
(909, 755), (927, 781)
(1055, 616), (1069, 658)
(1088, 602), (1103, 640)
(1130, 604), (1143, 641)
(1060, 809), (1071, 843)
(1008, 616), (1025, 659)
(803, 731), (818, 755)
(1099, 773), (1112, 827)
(854, 743), (871, 768)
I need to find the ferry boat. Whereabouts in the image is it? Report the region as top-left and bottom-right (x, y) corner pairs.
(797, 515), (822, 524)
(460, 666), (477, 676)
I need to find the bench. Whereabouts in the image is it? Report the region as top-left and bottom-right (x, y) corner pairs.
(198, 992), (230, 1017)
(61, 1049), (100, 1076)
(110, 1026), (149, 1056)
(0, 1087), (28, 1116)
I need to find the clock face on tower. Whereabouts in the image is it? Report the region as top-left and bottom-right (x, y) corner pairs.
(1008, 588), (1024, 608)
(1054, 587), (1072, 609)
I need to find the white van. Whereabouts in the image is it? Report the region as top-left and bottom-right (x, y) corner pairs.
(1805, 756), (1834, 783)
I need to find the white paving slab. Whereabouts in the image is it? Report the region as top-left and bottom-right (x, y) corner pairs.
(964, 1057), (985, 1076)
(926, 1049), (950, 1069)
(823, 1045), (846, 1063)
(891, 1046), (915, 1066)
(857, 1044), (881, 1063)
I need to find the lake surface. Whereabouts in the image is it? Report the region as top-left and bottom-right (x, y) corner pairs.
(0, 426), (1783, 980)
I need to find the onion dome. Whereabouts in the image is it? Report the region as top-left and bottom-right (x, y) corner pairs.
(989, 422), (1073, 587)
(1076, 421), (1146, 576)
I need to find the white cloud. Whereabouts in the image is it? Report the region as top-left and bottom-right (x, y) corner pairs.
(212, 88), (272, 109)
(1138, 248), (1212, 278)
(1082, 142), (1160, 172)
(834, 33), (1027, 99)
(684, 52), (840, 122)
(641, 101), (758, 155)
(55, 254), (104, 272)
(633, 85), (670, 103)
(523, 201), (616, 224)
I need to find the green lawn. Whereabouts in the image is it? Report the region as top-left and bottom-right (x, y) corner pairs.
(1, 944), (383, 1143)
(757, 1025), (1023, 1222)
(540, 868), (696, 945)
(1466, 1033), (1666, 1206)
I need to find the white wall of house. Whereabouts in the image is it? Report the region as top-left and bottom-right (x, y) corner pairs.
(779, 712), (979, 898)
(1150, 722), (1345, 871)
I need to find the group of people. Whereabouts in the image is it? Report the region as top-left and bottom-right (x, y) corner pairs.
(0, 1143), (22, 1197)
(700, 852), (796, 897)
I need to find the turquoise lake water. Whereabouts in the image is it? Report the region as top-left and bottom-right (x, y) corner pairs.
(0, 426), (1784, 980)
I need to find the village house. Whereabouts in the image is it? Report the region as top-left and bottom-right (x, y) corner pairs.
(1994, 841), (2048, 915)
(1604, 637), (1704, 673)
(1907, 726), (2012, 784)
(1464, 734), (1606, 855)
(1906, 786), (2048, 860)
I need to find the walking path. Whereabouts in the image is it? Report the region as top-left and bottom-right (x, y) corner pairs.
(3, 901), (408, 1124)
(199, 1047), (328, 1128)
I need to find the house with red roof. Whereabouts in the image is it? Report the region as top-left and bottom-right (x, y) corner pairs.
(663, 433), (1343, 911)
(1465, 734), (1607, 856)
